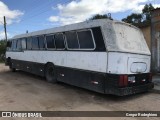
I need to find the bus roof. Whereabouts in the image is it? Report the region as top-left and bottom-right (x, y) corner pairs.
(12, 19), (137, 39)
(11, 19), (150, 55)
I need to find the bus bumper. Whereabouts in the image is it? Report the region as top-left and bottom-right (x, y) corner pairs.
(105, 83), (154, 96)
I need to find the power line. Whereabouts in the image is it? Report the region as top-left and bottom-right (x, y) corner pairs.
(9, 1), (54, 27)
(8, 0), (72, 28)
(21, 0), (54, 20)
(20, 9), (50, 23)
(17, 0), (72, 23)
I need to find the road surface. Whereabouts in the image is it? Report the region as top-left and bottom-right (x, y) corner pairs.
(0, 64), (159, 120)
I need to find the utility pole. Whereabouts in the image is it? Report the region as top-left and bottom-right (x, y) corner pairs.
(3, 16), (7, 41)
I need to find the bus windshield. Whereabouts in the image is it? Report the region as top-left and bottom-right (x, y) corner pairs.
(113, 23), (150, 55)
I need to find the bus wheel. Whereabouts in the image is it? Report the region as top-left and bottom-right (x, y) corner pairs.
(9, 60), (16, 72)
(45, 63), (57, 83)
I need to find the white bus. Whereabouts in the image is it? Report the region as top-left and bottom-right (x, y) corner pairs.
(5, 19), (154, 96)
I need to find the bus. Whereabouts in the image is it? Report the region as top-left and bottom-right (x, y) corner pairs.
(5, 19), (154, 96)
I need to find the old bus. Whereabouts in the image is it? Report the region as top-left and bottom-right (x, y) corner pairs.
(5, 19), (154, 96)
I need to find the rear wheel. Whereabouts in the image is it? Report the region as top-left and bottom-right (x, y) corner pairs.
(45, 63), (57, 83)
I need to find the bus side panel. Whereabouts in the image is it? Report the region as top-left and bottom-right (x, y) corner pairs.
(56, 66), (106, 93)
(11, 59), (45, 76)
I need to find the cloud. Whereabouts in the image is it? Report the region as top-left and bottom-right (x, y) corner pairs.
(0, 1), (23, 25)
(49, 0), (160, 25)
(0, 31), (9, 40)
(48, 16), (59, 22)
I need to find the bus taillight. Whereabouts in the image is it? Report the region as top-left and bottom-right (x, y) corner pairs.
(119, 75), (128, 87)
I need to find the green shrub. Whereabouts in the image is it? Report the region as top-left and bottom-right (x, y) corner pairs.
(0, 40), (6, 62)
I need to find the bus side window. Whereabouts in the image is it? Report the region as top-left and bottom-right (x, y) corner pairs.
(7, 41), (11, 47)
(46, 35), (55, 49)
(27, 37), (32, 50)
(12, 40), (17, 51)
(11, 40), (14, 51)
(55, 34), (65, 49)
(38, 36), (45, 49)
(21, 38), (27, 50)
(7, 41), (12, 51)
(32, 37), (39, 50)
(16, 39), (22, 51)
(65, 31), (79, 49)
(77, 30), (95, 49)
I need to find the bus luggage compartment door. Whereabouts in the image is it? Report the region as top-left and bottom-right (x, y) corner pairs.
(127, 57), (150, 74)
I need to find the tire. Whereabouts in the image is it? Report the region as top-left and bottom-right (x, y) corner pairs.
(45, 63), (57, 83)
(9, 60), (16, 72)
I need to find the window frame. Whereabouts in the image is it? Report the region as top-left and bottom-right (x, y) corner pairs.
(54, 33), (66, 50)
(65, 31), (80, 50)
(45, 34), (56, 50)
(21, 38), (27, 50)
(26, 37), (32, 50)
(11, 39), (16, 51)
(37, 35), (46, 50)
(6, 40), (12, 51)
(16, 39), (22, 51)
(8, 29), (96, 51)
(31, 36), (40, 50)
(77, 29), (96, 50)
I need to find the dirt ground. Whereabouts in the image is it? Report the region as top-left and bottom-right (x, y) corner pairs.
(0, 64), (159, 120)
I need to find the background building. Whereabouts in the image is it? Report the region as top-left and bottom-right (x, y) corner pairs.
(139, 24), (151, 50)
(151, 8), (160, 72)
(138, 8), (160, 73)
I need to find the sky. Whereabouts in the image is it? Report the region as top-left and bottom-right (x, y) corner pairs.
(0, 0), (160, 39)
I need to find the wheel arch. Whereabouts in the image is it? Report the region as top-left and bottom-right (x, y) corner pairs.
(44, 62), (55, 70)
(5, 57), (11, 65)
(44, 62), (57, 83)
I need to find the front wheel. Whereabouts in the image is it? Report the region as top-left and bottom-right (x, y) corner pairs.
(45, 63), (57, 83)
(9, 60), (16, 72)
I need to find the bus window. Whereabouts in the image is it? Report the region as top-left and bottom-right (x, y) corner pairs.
(6, 41), (12, 51)
(55, 34), (65, 49)
(21, 38), (27, 50)
(32, 37), (39, 50)
(38, 36), (45, 49)
(12, 40), (17, 51)
(77, 30), (94, 49)
(65, 31), (79, 49)
(46, 35), (55, 49)
(16, 39), (22, 51)
(27, 37), (32, 50)
(7, 41), (11, 47)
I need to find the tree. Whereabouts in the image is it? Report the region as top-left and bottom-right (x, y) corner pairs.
(89, 14), (112, 20)
(122, 3), (154, 26)
(122, 13), (143, 26)
(142, 3), (154, 24)
(0, 40), (6, 62)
